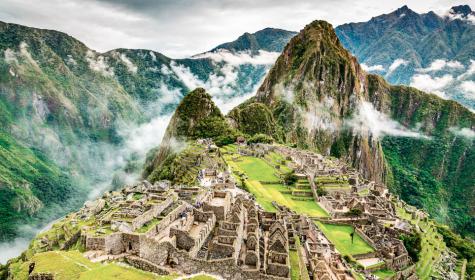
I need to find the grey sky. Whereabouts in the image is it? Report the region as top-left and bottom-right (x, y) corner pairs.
(0, 0), (470, 58)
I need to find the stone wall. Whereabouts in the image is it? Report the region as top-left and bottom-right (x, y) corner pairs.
(85, 236), (106, 251)
(140, 237), (175, 265)
(146, 202), (187, 238)
(104, 233), (124, 254)
(28, 273), (54, 280)
(126, 255), (171, 275)
(132, 196), (174, 230)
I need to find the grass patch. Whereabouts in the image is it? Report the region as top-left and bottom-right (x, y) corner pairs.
(373, 269), (396, 279)
(289, 249), (300, 280)
(229, 156), (328, 217)
(9, 250), (177, 280)
(315, 222), (374, 256)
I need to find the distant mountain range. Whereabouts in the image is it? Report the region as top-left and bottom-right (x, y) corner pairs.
(336, 4), (475, 109)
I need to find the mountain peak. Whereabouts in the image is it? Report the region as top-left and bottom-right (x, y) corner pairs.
(211, 27), (296, 54)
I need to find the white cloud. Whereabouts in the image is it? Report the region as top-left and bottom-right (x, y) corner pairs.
(361, 63), (385, 72)
(119, 53), (138, 73)
(386, 58), (408, 76)
(457, 59), (475, 80)
(460, 81), (475, 101)
(416, 59), (464, 73)
(410, 74), (453, 99)
(194, 49), (280, 66)
(449, 127), (475, 139)
(85, 50), (114, 77)
(4, 48), (18, 64)
(346, 101), (429, 139)
(170, 61), (204, 90)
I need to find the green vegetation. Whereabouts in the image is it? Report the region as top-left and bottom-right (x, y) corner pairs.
(372, 269), (396, 279)
(8, 250), (220, 280)
(8, 250), (175, 280)
(436, 224), (475, 278)
(247, 133), (274, 144)
(396, 205), (448, 279)
(289, 249), (300, 280)
(283, 170), (298, 186)
(399, 232), (422, 263)
(223, 151), (328, 217)
(0, 131), (85, 240)
(315, 222), (374, 256)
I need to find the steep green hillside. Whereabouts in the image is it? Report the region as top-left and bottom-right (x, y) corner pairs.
(230, 20), (475, 237)
(144, 88), (237, 180)
(0, 131), (84, 240)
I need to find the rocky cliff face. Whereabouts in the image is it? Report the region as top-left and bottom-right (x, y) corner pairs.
(230, 20), (475, 237)
(232, 21), (388, 184)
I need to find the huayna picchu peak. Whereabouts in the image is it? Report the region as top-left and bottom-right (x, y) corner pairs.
(0, 3), (475, 280)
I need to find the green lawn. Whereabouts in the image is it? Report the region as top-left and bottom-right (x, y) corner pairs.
(373, 269), (396, 279)
(226, 155), (328, 217)
(315, 222), (374, 256)
(237, 156), (281, 182)
(9, 250), (177, 280)
(9, 250), (220, 280)
(289, 249), (300, 280)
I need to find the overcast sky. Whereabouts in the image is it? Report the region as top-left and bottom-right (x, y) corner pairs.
(0, 0), (470, 58)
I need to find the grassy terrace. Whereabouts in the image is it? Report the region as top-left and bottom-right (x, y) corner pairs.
(222, 147), (328, 217)
(314, 222), (374, 256)
(9, 251), (219, 280)
(396, 206), (446, 279)
(373, 269), (396, 279)
(136, 217), (163, 233)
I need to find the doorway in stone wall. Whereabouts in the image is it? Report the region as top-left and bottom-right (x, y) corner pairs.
(128, 242), (132, 251)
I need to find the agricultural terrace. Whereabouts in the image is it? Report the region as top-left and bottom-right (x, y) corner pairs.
(221, 145), (328, 217)
(396, 205), (448, 279)
(8, 251), (218, 280)
(314, 222), (374, 256)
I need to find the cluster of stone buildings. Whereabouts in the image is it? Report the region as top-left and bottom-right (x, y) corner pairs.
(33, 140), (424, 280)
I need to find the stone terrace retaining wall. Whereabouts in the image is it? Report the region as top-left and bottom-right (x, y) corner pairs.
(132, 196), (174, 230)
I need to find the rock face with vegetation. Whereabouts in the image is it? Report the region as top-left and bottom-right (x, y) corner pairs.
(230, 20), (475, 238)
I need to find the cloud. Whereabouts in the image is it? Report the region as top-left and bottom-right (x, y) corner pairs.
(449, 127), (475, 139)
(386, 58), (408, 76)
(457, 59), (475, 80)
(410, 74), (453, 99)
(4, 48), (18, 64)
(119, 53), (138, 73)
(416, 59), (464, 73)
(170, 61), (204, 90)
(361, 63), (385, 72)
(460, 81), (475, 101)
(193, 49), (280, 65)
(346, 101), (429, 139)
(85, 50), (114, 76)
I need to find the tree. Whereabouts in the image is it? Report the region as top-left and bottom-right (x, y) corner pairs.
(283, 171), (298, 186)
(346, 208), (362, 217)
